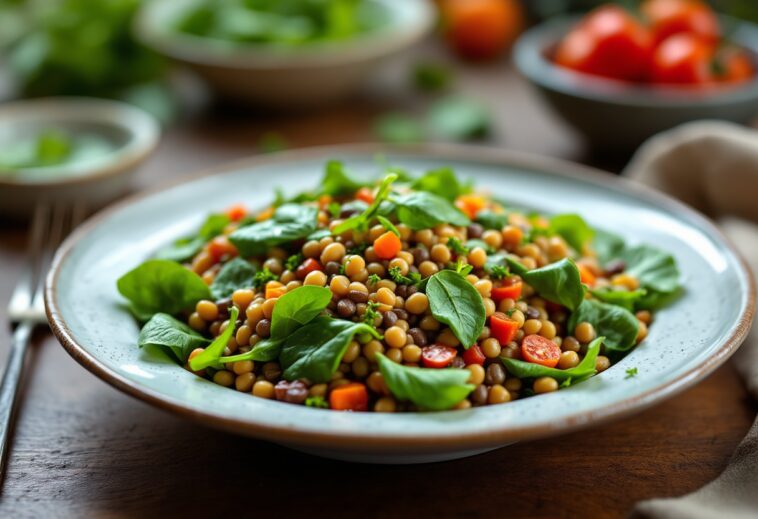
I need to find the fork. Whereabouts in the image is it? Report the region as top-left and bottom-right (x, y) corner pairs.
(0, 203), (85, 484)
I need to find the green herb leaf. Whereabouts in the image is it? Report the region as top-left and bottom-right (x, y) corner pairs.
(332, 173), (398, 235)
(280, 317), (382, 383)
(413, 62), (452, 92)
(269, 286), (333, 339)
(376, 215), (400, 237)
(138, 313), (210, 363)
(507, 258), (586, 311)
(549, 214), (595, 253)
(568, 300), (638, 353)
(320, 160), (365, 197)
(374, 113), (424, 144)
(229, 204), (318, 257)
(427, 96), (490, 141)
(619, 245), (681, 308)
(590, 287), (647, 311)
(376, 353), (473, 411)
(426, 270), (485, 348)
(252, 267), (278, 289)
(285, 253), (304, 272)
(210, 257), (256, 300)
(305, 395), (329, 408)
(500, 336), (604, 384)
(189, 306), (239, 371)
(625, 367), (638, 379)
(446, 237), (469, 255)
(476, 210), (509, 230)
(410, 168), (470, 202)
(593, 230), (626, 265)
(394, 191), (470, 230)
(117, 260), (211, 320)
(155, 213), (231, 262)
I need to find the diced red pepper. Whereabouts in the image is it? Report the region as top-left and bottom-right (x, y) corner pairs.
(208, 236), (238, 262)
(490, 313), (519, 345)
(491, 280), (522, 302)
(462, 344), (486, 366)
(356, 187), (374, 204)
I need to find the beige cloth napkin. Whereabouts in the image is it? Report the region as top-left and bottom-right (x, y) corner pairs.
(623, 121), (758, 519)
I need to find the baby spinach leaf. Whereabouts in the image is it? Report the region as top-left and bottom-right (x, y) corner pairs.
(222, 337), (284, 364)
(117, 259), (211, 320)
(229, 204), (318, 256)
(155, 213), (230, 262)
(138, 313), (210, 363)
(376, 353), (474, 411)
(332, 173), (398, 234)
(269, 286), (333, 339)
(593, 229), (626, 265)
(308, 228), (332, 241)
(210, 257), (256, 300)
(476, 210), (509, 230)
(500, 336), (603, 384)
(394, 191), (470, 230)
(507, 258), (585, 311)
(189, 306), (239, 371)
(427, 96), (490, 141)
(410, 168), (471, 202)
(374, 113), (424, 144)
(549, 214), (594, 253)
(320, 160), (366, 197)
(569, 300), (638, 353)
(590, 287), (647, 311)
(466, 239), (495, 254)
(620, 245), (681, 299)
(280, 317), (381, 383)
(426, 270), (485, 348)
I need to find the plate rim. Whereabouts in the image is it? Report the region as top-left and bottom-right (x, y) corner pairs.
(45, 143), (756, 451)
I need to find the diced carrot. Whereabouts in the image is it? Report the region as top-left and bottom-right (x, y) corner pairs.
(491, 280), (522, 302)
(265, 282), (287, 300)
(455, 194), (487, 219)
(225, 204), (247, 222)
(329, 383), (369, 411)
(356, 187), (374, 204)
(256, 206), (275, 222)
(318, 195), (332, 210)
(490, 313), (519, 344)
(578, 263), (596, 286)
(373, 231), (402, 260)
(208, 236), (238, 262)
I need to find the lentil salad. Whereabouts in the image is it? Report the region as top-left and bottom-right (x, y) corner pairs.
(117, 162), (681, 412)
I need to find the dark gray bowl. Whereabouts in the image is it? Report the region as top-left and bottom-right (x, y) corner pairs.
(514, 16), (758, 152)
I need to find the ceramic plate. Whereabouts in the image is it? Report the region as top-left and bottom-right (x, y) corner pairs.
(46, 145), (755, 464)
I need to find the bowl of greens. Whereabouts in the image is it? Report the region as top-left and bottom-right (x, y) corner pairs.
(0, 97), (160, 218)
(134, 0), (434, 107)
(45, 145), (755, 463)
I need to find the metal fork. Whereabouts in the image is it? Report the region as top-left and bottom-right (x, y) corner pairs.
(0, 202), (85, 484)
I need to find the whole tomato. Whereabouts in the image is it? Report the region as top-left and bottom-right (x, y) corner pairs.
(641, 0), (720, 45)
(441, 0), (524, 60)
(650, 33), (715, 84)
(555, 5), (653, 81)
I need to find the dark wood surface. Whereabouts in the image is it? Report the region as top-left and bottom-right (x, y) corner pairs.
(0, 57), (755, 519)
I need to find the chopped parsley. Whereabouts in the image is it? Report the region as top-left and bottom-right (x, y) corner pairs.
(453, 258), (473, 276)
(388, 266), (422, 286)
(490, 265), (508, 280)
(367, 273), (381, 286)
(285, 253), (304, 272)
(305, 396), (329, 409)
(447, 237), (469, 255)
(625, 367), (638, 379)
(328, 202), (342, 218)
(363, 301), (381, 327)
(252, 267), (278, 289)
(346, 242), (368, 256)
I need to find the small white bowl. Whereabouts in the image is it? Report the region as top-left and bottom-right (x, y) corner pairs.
(134, 0), (434, 107)
(0, 97), (160, 219)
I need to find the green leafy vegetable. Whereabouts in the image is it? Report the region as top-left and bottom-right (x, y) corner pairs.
(410, 168), (470, 202)
(619, 245), (681, 309)
(465, 239), (495, 254)
(507, 258), (586, 311)
(333, 173), (397, 234)
(446, 237), (469, 255)
(305, 395), (329, 408)
(285, 253), (304, 272)
(388, 266), (422, 286)
(376, 215), (400, 237)
(280, 317), (381, 383)
(625, 367), (638, 379)
(550, 214), (594, 253)
(363, 301), (381, 327)
(320, 160), (365, 197)
(568, 300), (638, 353)
(374, 114), (424, 144)
(476, 210), (509, 230)
(590, 287), (647, 311)
(210, 257), (256, 299)
(500, 336), (604, 384)
(229, 204), (318, 256)
(413, 62), (453, 92)
(593, 230), (626, 265)
(376, 353), (473, 411)
(394, 191), (470, 230)
(427, 96), (490, 141)
(426, 270), (485, 348)
(138, 313), (210, 363)
(189, 306), (239, 371)
(117, 259), (211, 320)
(156, 213), (231, 263)
(252, 267), (279, 289)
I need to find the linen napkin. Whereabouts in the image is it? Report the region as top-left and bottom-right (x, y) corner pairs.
(623, 121), (758, 519)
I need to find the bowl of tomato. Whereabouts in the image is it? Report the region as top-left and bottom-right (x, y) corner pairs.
(514, 0), (758, 152)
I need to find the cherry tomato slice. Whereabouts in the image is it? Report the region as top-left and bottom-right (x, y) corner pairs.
(208, 235), (238, 262)
(296, 258), (322, 279)
(521, 334), (562, 368)
(462, 344), (486, 366)
(225, 204), (247, 222)
(491, 280), (523, 302)
(490, 313), (519, 345)
(421, 344), (458, 368)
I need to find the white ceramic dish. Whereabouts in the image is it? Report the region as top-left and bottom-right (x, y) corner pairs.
(134, 0), (434, 107)
(0, 97), (160, 219)
(45, 145), (755, 464)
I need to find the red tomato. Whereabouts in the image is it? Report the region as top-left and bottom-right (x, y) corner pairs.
(296, 258), (322, 279)
(225, 204), (247, 222)
(355, 187), (374, 204)
(521, 334), (561, 368)
(462, 344), (486, 366)
(491, 279), (522, 302)
(650, 33), (715, 84)
(715, 47), (755, 84)
(441, 0), (524, 60)
(490, 313), (519, 345)
(555, 5), (653, 81)
(208, 236), (237, 262)
(421, 344), (458, 368)
(641, 0), (719, 45)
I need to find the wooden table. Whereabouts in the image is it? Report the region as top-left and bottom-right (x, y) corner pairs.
(0, 57), (755, 518)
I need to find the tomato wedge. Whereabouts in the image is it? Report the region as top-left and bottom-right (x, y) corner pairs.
(462, 344), (486, 366)
(296, 258), (322, 279)
(421, 344), (458, 368)
(521, 334), (561, 368)
(490, 313), (519, 345)
(491, 280), (522, 302)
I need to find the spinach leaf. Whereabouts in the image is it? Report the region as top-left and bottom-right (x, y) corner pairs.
(620, 245), (681, 299)
(117, 259), (211, 320)
(229, 204), (318, 256)
(376, 353), (473, 411)
(332, 173), (397, 234)
(410, 168), (470, 202)
(320, 160), (366, 197)
(476, 210), (509, 230)
(466, 239), (495, 254)
(210, 257), (256, 300)
(394, 191), (470, 230)
(155, 213), (230, 262)
(308, 228), (332, 241)
(374, 113), (424, 144)
(590, 287), (647, 311)
(138, 313), (210, 363)
(427, 96), (490, 141)
(223, 337), (285, 364)
(593, 230), (626, 265)
(189, 306), (239, 371)
(569, 300), (638, 353)
(500, 336), (603, 384)
(507, 258), (585, 311)
(550, 214), (594, 253)
(280, 317), (381, 383)
(426, 270), (485, 348)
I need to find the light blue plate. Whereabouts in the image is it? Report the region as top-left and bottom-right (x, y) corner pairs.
(45, 145), (755, 464)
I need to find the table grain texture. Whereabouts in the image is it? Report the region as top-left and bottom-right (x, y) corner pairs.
(0, 56), (755, 519)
